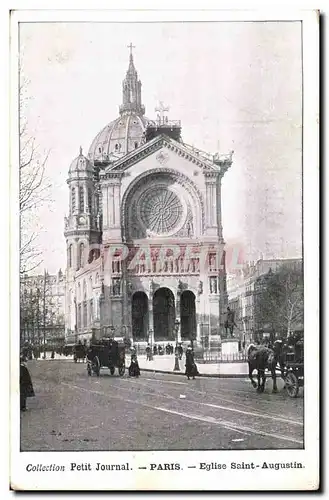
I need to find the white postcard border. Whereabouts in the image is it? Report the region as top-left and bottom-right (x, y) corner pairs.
(9, 7), (319, 491)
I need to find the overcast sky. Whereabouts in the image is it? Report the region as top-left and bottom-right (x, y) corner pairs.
(19, 20), (302, 274)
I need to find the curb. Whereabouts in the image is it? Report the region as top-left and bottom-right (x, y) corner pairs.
(126, 366), (248, 379)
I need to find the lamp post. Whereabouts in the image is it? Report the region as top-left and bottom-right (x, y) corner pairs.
(173, 319), (180, 371)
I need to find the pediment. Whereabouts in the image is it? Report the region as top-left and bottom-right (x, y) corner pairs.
(104, 134), (219, 175)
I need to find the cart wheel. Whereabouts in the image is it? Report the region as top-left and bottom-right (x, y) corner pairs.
(110, 366), (115, 375)
(93, 356), (100, 377)
(285, 372), (299, 398)
(87, 363), (92, 376)
(119, 365), (125, 376)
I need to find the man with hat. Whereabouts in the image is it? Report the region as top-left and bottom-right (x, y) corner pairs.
(20, 356), (35, 411)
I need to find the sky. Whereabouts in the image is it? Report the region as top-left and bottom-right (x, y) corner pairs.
(19, 20), (303, 274)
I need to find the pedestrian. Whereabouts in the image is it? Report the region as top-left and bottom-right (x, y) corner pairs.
(185, 346), (198, 380)
(51, 350), (55, 360)
(146, 344), (151, 361)
(20, 357), (35, 411)
(128, 351), (140, 377)
(178, 343), (183, 360)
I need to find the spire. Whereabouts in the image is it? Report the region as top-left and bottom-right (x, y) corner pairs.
(127, 43), (136, 73)
(79, 146), (83, 156)
(119, 44), (145, 116)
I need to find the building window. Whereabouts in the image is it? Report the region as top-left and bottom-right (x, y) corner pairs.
(83, 301), (87, 328)
(77, 303), (82, 329)
(79, 187), (84, 212)
(88, 189), (92, 212)
(78, 243), (85, 269)
(68, 245), (73, 268)
(89, 298), (93, 324)
(134, 142), (138, 149)
(71, 188), (76, 213)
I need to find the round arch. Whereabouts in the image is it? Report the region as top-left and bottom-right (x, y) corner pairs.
(153, 287), (176, 341)
(131, 291), (149, 341)
(180, 290), (197, 341)
(121, 168), (205, 241)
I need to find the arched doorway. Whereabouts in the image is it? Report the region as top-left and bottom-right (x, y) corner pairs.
(132, 292), (148, 341)
(153, 288), (175, 340)
(180, 290), (196, 340)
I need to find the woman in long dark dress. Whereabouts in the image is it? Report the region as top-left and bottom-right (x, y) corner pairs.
(20, 358), (35, 411)
(128, 349), (140, 377)
(185, 347), (199, 380)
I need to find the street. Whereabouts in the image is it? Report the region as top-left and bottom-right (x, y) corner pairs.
(20, 360), (303, 452)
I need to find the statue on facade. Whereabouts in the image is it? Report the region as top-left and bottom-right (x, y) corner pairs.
(113, 279), (121, 296)
(127, 280), (133, 296)
(149, 279), (154, 294)
(187, 220), (193, 237)
(210, 277), (218, 294)
(96, 212), (101, 230)
(177, 280), (184, 295)
(197, 280), (203, 295)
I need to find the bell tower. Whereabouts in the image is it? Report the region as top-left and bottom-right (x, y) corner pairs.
(64, 147), (101, 275)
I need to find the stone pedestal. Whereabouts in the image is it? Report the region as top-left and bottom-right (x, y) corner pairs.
(221, 339), (239, 356)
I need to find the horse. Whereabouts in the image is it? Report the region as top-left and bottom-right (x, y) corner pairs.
(247, 344), (278, 393)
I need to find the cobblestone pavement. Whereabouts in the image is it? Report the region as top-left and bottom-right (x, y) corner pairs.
(20, 360), (303, 452)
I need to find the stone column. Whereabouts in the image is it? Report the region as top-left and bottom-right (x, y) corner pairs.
(216, 176), (224, 242)
(205, 173), (219, 236)
(176, 289), (182, 343)
(102, 173), (122, 241)
(195, 296), (201, 345)
(148, 292), (154, 344)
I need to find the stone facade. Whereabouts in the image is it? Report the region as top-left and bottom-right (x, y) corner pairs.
(64, 50), (233, 345)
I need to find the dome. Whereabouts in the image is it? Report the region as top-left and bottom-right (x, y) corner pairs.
(69, 147), (94, 174)
(88, 49), (152, 163)
(88, 112), (151, 163)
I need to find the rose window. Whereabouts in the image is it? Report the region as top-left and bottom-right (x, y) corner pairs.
(138, 187), (184, 235)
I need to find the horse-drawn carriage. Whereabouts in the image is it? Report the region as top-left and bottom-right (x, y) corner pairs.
(73, 343), (87, 363)
(86, 338), (125, 377)
(282, 340), (304, 398)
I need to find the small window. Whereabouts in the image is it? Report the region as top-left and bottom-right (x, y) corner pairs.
(98, 147), (102, 153)
(134, 142), (138, 149)
(115, 144), (119, 151)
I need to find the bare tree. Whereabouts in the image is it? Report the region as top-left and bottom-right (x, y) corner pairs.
(19, 66), (51, 274)
(254, 265), (304, 339)
(20, 271), (65, 354)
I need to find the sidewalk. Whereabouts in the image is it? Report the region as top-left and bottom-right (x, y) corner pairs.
(38, 353), (249, 378)
(129, 355), (249, 378)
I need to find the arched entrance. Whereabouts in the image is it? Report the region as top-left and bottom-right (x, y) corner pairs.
(153, 288), (175, 340)
(132, 292), (148, 341)
(180, 290), (196, 340)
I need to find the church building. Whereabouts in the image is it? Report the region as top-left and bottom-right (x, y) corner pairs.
(64, 47), (233, 346)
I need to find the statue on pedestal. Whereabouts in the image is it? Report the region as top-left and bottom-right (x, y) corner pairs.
(224, 307), (237, 338)
(197, 280), (203, 295)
